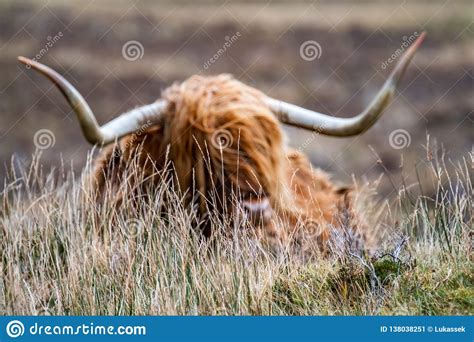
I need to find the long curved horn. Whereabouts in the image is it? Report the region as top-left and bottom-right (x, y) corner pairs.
(17, 56), (166, 145)
(266, 32), (426, 136)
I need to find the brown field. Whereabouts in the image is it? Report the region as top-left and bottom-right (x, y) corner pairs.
(0, 0), (472, 316)
(0, 0), (472, 196)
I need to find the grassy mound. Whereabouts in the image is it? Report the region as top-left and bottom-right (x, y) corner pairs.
(0, 151), (471, 315)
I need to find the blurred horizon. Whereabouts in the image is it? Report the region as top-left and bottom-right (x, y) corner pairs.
(0, 0), (472, 197)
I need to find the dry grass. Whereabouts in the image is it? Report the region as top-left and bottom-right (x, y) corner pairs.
(0, 144), (472, 315)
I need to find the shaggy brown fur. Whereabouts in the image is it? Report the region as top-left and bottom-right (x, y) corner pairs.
(92, 74), (364, 254)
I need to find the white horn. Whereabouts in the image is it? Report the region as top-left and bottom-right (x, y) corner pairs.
(18, 56), (166, 145)
(267, 32), (426, 136)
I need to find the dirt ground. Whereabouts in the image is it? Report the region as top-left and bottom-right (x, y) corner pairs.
(0, 0), (472, 197)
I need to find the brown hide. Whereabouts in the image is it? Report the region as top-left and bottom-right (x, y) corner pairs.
(91, 74), (362, 253)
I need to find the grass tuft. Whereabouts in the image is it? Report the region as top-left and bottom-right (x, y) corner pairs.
(0, 147), (472, 315)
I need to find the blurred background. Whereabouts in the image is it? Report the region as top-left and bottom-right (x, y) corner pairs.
(0, 0), (472, 198)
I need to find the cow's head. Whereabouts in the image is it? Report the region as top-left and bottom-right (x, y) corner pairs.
(18, 33), (425, 247)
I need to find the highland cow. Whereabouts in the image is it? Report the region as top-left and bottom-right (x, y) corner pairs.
(18, 33), (425, 254)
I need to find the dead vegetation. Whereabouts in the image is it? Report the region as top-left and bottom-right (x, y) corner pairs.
(0, 141), (471, 315)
